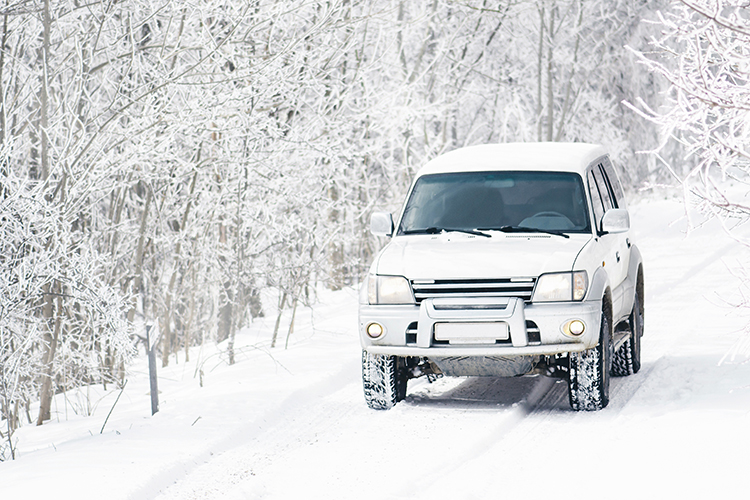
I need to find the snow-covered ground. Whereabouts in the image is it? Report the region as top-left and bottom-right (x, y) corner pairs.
(2, 193), (750, 500)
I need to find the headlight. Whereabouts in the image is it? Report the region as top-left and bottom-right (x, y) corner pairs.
(368, 275), (414, 304)
(533, 271), (588, 302)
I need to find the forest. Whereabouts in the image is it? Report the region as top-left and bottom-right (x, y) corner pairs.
(1, 0), (748, 460)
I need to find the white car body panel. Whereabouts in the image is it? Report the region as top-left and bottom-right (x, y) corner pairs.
(374, 233), (591, 282)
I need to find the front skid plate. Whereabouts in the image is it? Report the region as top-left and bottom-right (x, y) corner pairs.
(432, 355), (537, 377)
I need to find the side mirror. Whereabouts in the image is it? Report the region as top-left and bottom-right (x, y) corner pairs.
(370, 212), (394, 237)
(601, 208), (630, 234)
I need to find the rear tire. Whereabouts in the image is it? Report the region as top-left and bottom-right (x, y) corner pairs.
(568, 310), (611, 411)
(362, 350), (408, 410)
(612, 290), (643, 376)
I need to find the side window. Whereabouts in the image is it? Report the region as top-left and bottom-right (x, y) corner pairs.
(587, 169), (604, 229)
(592, 165), (614, 212)
(601, 157), (626, 209)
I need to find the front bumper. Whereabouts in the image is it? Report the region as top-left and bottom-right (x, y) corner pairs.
(359, 296), (602, 358)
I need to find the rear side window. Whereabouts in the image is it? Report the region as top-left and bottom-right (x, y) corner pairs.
(588, 157), (626, 232)
(601, 157), (626, 209)
(592, 166), (614, 211)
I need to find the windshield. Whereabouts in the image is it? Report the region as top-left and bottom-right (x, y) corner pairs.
(398, 171), (591, 235)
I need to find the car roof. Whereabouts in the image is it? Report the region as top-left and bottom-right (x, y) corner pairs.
(416, 142), (608, 177)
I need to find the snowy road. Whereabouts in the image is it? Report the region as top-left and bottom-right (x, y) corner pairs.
(149, 196), (750, 500)
(3, 195), (750, 500)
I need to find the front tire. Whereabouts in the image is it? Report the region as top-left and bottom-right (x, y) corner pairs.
(568, 310), (611, 411)
(362, 350), (407, 410)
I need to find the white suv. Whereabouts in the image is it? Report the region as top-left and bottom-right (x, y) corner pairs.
(360, 143), (644, 411)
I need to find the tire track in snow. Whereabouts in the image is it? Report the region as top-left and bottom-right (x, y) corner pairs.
(394, 375), (561, 498)
(133, 357), (361, 500)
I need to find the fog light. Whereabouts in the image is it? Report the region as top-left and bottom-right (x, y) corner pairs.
(563, 319), (585, 337)
(366, 322), (385, 339)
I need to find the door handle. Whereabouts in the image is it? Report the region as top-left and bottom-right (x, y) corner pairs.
(616, 251), (621, 263)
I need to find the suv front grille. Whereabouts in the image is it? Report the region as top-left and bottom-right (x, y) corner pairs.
(411, 278), (536, 304)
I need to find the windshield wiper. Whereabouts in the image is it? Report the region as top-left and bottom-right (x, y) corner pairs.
(402, 227), (491, 238)
(477, 225), (570, 239)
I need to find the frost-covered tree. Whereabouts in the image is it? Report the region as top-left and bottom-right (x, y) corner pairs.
(630, 0), (750, 224)
(0, 0), (179, 427)
(0, 181), (53, 459)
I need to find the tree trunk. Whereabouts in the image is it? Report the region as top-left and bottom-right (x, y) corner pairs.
(536, 5), (545, 141)
(270, 291), (287, 348)
(160, 304), (173, 368)
(545, 5), (555, 142)
(40, 0), (51, 181)
(284, 297), (298, 350)
(37, 286), (61, 425)
(217, 282), (233, 344)
(184, 266), (197, 363)
(0, 12), (7, 147)
(162, 170), (198, 367)
(328, 185), (344, 290)
(35, 0), (56, 420)
(127, 186), (152, 324)
(555, 0), (583, 142)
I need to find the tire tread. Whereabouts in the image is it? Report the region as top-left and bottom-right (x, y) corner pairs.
(362, 351), (400, 410)
(568, 312), (611, 411)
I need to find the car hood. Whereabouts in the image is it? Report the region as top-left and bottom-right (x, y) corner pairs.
(373, 232), (591, 280)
